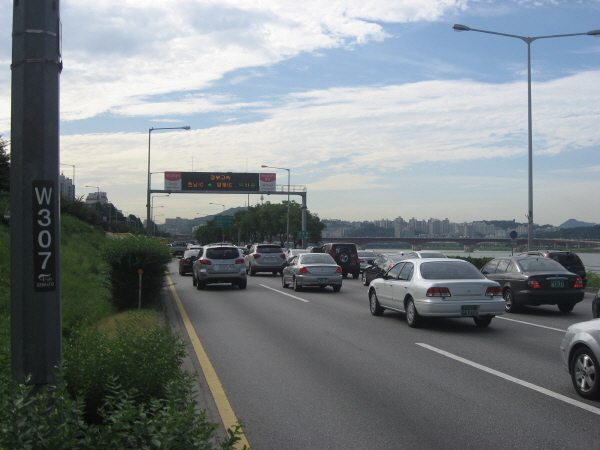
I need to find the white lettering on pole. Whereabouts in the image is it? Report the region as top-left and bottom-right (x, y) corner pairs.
(38, 230), (51, 248)
(38, 209), (51, 226)
(35, 187), (52, 205)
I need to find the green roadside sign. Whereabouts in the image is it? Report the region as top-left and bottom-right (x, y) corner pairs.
(214, 215), (235, 228)
(297, 230), (310, 239)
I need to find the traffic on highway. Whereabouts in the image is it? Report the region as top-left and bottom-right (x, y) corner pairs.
(167, 255), (600, 450)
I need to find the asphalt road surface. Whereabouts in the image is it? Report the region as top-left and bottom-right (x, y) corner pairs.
(167, 261), (600, 450)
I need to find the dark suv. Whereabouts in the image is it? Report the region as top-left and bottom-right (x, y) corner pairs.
(520, 250), (587, 288)
(313, 243), (360, 278)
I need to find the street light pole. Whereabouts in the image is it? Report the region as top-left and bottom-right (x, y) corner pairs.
(146, 126), (190, 237)
(262, 165), (290, 249)
(453, 24), (600, 250)
(85, 185), (100, 210)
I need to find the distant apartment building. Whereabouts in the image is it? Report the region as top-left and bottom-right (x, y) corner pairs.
(59, 173), (75, 199)
(85, 191), (108, 205)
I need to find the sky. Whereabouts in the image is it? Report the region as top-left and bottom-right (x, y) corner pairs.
(2, 0), (600, 227)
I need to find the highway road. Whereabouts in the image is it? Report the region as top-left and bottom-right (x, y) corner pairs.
(167, 260), (600, 449)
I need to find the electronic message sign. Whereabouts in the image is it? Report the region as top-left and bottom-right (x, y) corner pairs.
(165, 172), (262, 192)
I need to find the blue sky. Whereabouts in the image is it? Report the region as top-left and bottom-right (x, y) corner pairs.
(2, 0), (599, 226)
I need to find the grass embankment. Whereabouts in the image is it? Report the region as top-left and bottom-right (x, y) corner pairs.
(0, 217), (244, 449)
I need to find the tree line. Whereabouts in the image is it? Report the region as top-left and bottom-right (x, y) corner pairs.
(194, 201), (325, 247)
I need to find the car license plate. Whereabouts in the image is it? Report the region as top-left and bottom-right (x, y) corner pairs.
(264, 257), (276, 263)
(317, 278), (328, 284)
(461, 306), (478, 316)
(551, 280), (565, 288)
(217, 264), (233, 270)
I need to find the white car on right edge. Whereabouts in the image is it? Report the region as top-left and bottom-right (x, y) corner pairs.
(368, 258), (504, 328)
(560, 319), (600, 400)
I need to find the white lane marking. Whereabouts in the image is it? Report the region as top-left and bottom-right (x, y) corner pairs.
(496, 316), (566, 332)
(260, 284), (310, 303)
(417, 343), (600, 416)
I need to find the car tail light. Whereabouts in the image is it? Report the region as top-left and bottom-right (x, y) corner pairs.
(280, 254), (285, 259)
(183, 258), (190, 263)
(358, 259), (364, 263)
(527, 277), (540, 289)
(485, 286), (502, 297)
(199, 259), (212, 265)
(299, 266), (309, 273)
(235, 258), (244, 265)
(252, 254), (260, 258)
(336, 266), (342, 273)
(574, 277), (583, 288)
(426, 287), (451, 297)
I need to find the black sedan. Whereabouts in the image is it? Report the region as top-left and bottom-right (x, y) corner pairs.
(362, 253), (408, 286)
(179, 249), (201, 275)
(481, 256), (585, 313)
(593, 289), (600, 319)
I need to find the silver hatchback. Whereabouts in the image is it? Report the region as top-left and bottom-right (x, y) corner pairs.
(192, 244), (246, 289)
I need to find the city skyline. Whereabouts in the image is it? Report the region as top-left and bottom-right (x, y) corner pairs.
(2, 1), (599, 226)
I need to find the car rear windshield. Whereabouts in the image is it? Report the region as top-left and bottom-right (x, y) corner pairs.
(420, 261), (484, 280)
(299, 254), (335, 264)
(518, 258), (565, 272)
(551, 253), (583, 266)
(419, 252), (446, 258)
(334, 245), (356, 254)
(257, 246), (283, 253)
(206, 247), (239, 259)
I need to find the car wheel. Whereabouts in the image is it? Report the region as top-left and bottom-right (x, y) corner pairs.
(178, 266), (183, 275)
(406, 298), (421, 328)
(196, 280), (206, 290)
(293, 277), (302, 292)
(362, 272), (368, 286)
(571, 346), (600, 400)
(338, 252), (349, 264)
(282, 274), (289, 288)
(332, 285), (341, 292)
(238, 279), (247, 290)
(249, 265), (256, 276)
(192, 274), (197, 286)
(342, 270), (348, 278)
(558, 303), (575, 313)
(503, 288), (518, 313)
(473, 316), (493, 327)
(352, 271), (360, 279)
(369, 289), (384, 316)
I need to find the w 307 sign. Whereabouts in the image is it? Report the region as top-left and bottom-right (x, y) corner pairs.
(32, 181), (57, 292)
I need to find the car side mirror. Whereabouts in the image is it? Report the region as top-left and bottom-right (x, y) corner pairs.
(481, 270), (489, 275)
(375, 273), (383, 279)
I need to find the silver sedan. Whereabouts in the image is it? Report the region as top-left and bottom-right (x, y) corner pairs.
(368, 258), (504, 327)
(282, 253), (343, 292)
(560, 319), (600, 400)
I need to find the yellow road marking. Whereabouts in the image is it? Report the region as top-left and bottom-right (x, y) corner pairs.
(167, 275), (250, 449)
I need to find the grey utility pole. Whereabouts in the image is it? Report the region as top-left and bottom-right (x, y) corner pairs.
(11, 0), (63, 384)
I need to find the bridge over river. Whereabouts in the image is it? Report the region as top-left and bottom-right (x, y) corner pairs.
(321, 237), (600, 253)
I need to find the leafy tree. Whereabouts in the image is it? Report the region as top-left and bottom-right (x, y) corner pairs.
(0, 136), (9, 193)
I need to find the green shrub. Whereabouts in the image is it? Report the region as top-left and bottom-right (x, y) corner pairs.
(100, 236), (172, 310)
(62, 314), (187, 424)
(0, 371), (243, 450)
(587, 270), (600, 288)
(448, 255), (494, 270)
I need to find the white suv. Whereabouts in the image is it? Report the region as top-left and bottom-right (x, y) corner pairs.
(192, 244), (247, 289)
(245, 244), (286, 276)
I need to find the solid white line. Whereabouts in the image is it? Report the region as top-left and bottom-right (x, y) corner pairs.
(417, 343), (600, 416)
(260, 284), (310, 302)
(496, 316), (566, 332)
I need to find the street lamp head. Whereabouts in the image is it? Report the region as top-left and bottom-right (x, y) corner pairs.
(587, 29), (600, 37)
(182, 126), (191, 130)
(453, 24), (471, 32)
